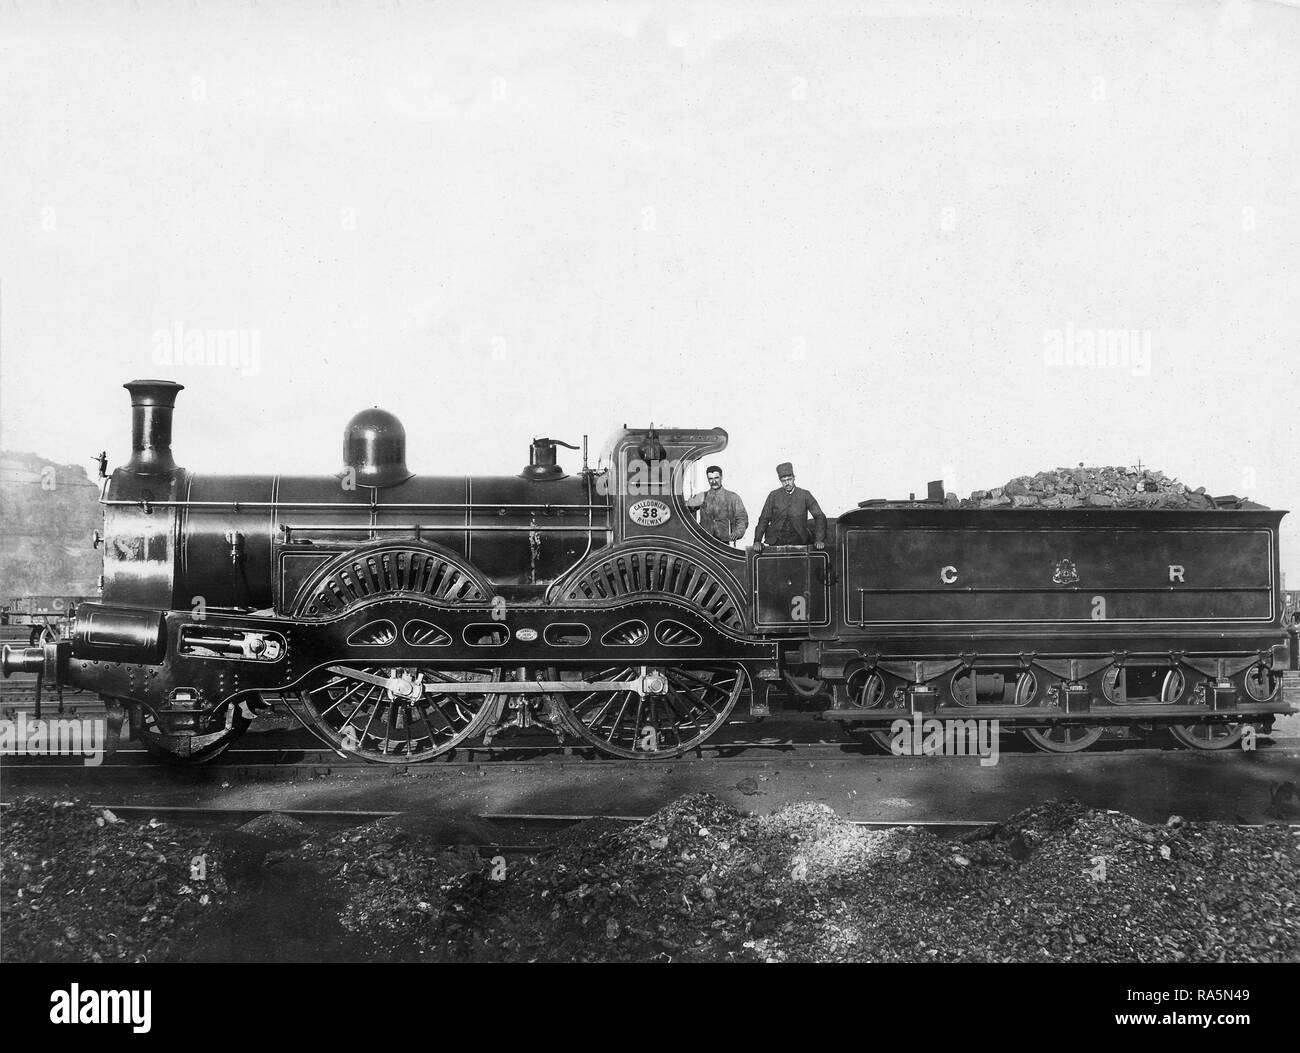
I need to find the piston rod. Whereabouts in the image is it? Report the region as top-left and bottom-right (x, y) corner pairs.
(323, 665), (670, 698)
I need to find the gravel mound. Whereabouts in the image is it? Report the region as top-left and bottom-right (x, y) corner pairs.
(237, 812), (308, 841)
(1, 798), (227, 962)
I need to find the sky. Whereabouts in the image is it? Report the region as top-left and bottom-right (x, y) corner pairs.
(2, 0), (1298, 578)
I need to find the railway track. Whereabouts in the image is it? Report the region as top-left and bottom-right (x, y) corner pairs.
(8, 725), (1294, 774)
(2, 798), (1291, 873)
(0, 798), (1008, 852)
(6, 731), (1298, 823)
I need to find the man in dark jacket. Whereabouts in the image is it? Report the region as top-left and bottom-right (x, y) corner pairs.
(753, 462), (826, 550)
(686, 465), (749, 545)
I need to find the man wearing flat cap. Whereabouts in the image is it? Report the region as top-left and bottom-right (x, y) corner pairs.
(753, 462), (826, 550)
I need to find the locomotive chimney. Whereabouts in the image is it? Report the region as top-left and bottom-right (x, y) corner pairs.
(123, 380), (185, 475)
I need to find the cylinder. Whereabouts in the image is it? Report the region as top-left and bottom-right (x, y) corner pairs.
(72, 603), (166, 665)
(124, 379), (184, 475)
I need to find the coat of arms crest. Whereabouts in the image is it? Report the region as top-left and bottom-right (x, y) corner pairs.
(1053, 558), (1079, 585)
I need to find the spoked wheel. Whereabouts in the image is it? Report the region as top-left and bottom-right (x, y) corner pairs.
(297, 665), (501, 763)
(1019, 673), (1103, 752)
(1167, 722), (1246, 751)
(554, 663), (745, 759)
(1022, 723), (1104, 754)
(1240, 663), (1280, 703)
(1160, 668), (1193, 704)
(1014, 670), (1044, 706)
(134, 702), (252, 764)
(1160, 667), (1248, 750)
(839, 667), (905, 753)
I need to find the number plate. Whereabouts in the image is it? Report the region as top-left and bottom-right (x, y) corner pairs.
(629, 499), (671, 526)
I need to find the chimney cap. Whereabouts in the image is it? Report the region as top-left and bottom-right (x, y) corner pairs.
(124, 379), (185, 404)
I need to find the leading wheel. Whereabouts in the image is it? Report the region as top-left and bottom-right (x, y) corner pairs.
(554, 663), (744, 759)
(135, 702), (252, 764)
(296, 664), (501, 763)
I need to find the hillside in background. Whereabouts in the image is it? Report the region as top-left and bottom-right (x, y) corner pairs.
(0, 452), (102, 599)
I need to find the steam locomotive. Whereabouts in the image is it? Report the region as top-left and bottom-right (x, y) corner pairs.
(2, 380), (1295, 762)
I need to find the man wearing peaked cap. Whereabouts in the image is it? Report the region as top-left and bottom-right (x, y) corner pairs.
(753, 462), (826, 550)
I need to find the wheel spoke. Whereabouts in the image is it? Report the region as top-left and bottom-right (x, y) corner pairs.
(629, 695), (646, 748)
(665, 670), (728, 712)
(606, 691), (636, 740)
(659, 683), (700, 728)
(417, 697), (454, 733)
(670, 667), (731, 697)
(316, 679), (368, 720)
(573, 690), (616, 727)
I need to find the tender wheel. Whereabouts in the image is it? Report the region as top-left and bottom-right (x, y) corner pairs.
(1160, 668), (1194, 704)
(134, 702), (252, 764)
(948, 669), (977, 707)
(1240, 663), (1280, 703)
(554, 663), (744, 759)
(840, 667), (903, 752)
(1161, 666), (1248, 749)
(297, 664), (501, 763)
(1021, 724), (1104, 754)
(1016, 672), (1104, 751)
(1013, 670), (1043, 705)
(1167, 722), (1246, 751)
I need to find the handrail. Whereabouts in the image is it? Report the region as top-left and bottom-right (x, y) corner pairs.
(100, 498), (608, 512)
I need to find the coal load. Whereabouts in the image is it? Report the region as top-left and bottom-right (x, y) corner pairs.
(959, 466), (1256, 510)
